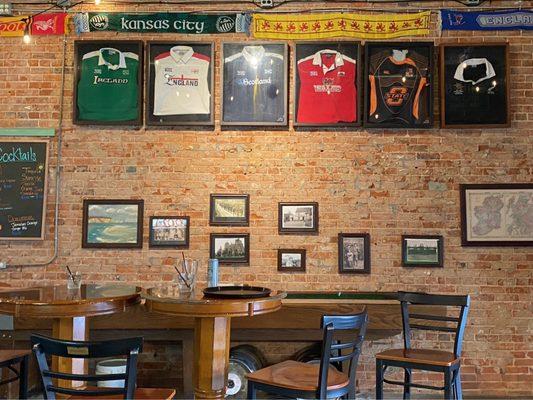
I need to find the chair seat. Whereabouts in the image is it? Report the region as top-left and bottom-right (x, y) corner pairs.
(246, 360), (349, 392)
(0, 350), (31, 366)
(67, 387), (176, 400)
(376, 348), (460, 367)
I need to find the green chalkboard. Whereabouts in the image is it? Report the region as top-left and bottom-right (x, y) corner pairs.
(0, 140), (48, 240)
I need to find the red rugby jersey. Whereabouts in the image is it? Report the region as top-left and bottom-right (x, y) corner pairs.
(297, 50), (357, 124)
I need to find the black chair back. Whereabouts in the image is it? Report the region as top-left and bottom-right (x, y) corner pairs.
(317, 310), (368, 399)
(398, 291), (470, 358)
(31, 334), (143, 400)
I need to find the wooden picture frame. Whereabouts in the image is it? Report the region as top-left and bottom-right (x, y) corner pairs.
(73, 40), (143, 127)
(402, 235), (443, 267)
(149, 216), (190, 248)
(209, 194), (249, 226)
(278, 202), (319, 234)
(146, 41), (214, 127)
(338, 233), (370, 274)
(210, 233), (250, 264)
(278, 249), (306, 272)
(440, 42), (510, 128)
(460, 183), (532, 247)
(82, 199), (143, 249)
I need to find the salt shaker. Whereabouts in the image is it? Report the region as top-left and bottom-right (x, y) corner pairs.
(207, 258), (219, 287)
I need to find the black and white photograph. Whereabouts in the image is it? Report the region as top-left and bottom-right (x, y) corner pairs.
(222, 42), (288, 126)
(278, 202), (318, 234)
(338, 233), (370, 274)
(402, 235), (443, 267)
(209, 194), (249, 226)
(210, 233), (250, 264)
(149, 216), (190, 248)
(278, 249), (306, 272)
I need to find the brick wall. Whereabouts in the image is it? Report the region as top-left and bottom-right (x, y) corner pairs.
(0, 1), (531, 397)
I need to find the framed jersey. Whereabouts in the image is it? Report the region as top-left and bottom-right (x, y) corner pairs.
(294, 42), (362, 128)
(221, 42), (288, 127)
(364, 42), (433, 129)
(440, 43), (510, 128)
(146, 42), (214, 127)
(73, 40), (143, 126)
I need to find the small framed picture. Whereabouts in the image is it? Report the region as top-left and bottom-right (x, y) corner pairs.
(210, 233), (250, 264)
(149, 216), (190, 248)
(82, 199), (143, 249)
(460, 183), (532, 247)
(278, 249), (306, 272)
(209, 194), (249, 226)
(278, 202), (318, 234)
(402, 235), (443, 267)
(338, 233), (370, 274)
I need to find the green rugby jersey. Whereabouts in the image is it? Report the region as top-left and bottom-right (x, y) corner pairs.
(77, 48), (139, 122)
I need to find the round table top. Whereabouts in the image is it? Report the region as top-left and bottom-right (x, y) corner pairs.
(143, 286), (286, 318)
(0, 284), (142, 318)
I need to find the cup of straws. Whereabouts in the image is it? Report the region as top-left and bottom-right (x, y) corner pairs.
(174, 254), (198, 296)
(66, 266), (82, 290)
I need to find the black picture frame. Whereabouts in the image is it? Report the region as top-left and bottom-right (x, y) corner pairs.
(149, 216), (190, 248)
(278, 202), (319, 235)
(338, 233), (370, 274)
(363, 41), (433, 129)
(440, 42), (510, 128)
(278, 249), (306, 272)
(402, 235), (443, 267)
(82, 199), (143, 249)
(210, 233), (250, 264)
(294, 41), (362, 128)
(209, 194), (250, 226)
(460, 183), (532, 247)
(73, 40), (143, 127)
(221, 42), (288, 127)
(146, 41), (214, 127)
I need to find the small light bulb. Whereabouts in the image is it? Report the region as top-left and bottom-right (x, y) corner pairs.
(95, 0), (101, 4)
(492, 80), (497, 86)
(462, 62), (467, 68)
(23, 33), (31, 44)
(402, 76), (406, 83)
(375, 114), (379, 119)
(475, 86), (480, 93)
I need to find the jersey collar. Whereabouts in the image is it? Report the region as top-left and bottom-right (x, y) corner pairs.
(312, 50), (344, 74)
(98, 48), (127, 70)
(170, 46), (194, 64)
(242, 45), (266, 67)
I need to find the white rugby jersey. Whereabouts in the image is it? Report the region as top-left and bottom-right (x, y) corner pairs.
(154, 46), (211, 116)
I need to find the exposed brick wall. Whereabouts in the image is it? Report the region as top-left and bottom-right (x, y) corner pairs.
(0, 1), (531, 397)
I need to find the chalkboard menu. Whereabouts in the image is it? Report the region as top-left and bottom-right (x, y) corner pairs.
(0, 140), (48, 240)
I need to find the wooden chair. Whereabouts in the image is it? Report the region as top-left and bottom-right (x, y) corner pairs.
(0, 350), (30, 399)
(246, 310), (368, 399)
(31, 334), (175, 400)
(376, 291), (470, 400)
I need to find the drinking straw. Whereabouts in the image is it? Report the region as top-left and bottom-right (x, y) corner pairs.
(65, 265), (75, 280)
(181, 252), (189, 275)
(174, 265), (191, 289)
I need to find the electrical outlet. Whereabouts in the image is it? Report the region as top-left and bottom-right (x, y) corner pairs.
(255, 0), (274, 8)
(0, 261), (7, 269)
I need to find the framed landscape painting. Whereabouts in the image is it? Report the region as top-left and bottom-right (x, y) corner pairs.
(82, 199), (143, 248)
(460, 184), (533, 246)
(209, 194), (249, 226)
(402, 235), (443, 267)
(278, 202), (318, 234)
(149, 216), (189, 248)
(210, 233), (250, 264)
(338, 233), (370, 274)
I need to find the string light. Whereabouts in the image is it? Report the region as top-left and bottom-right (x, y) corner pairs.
(95, 0), (101, 4)
(22, 19), (31, 44)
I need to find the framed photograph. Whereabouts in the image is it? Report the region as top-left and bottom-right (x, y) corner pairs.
(338, 233), (370, 274)
(460, 184), (532, 247)
(294, 42), (362, 128)
(278, 249), (306, 272)
(440, 43), (510, 128)
(402, 235), (443, 267)
(82, 199), (143, 249)
(221, 42), (288, 127)
(210, 233), (250, 264)
(149, 216), (189, 248)
(278, 202), (318, 234)
(146, 42), (214, 127)
(209, 194), (249, 226)
(73, 41), (143, 126)
(363, 42), (433, 129)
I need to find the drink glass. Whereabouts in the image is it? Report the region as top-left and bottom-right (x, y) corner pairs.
(176, 259), (198, 295)
(67, 271), (82, 290)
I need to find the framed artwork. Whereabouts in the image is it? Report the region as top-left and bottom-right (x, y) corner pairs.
(402, 235), (443, 267)
(82, 199), (143, 249)
(146, 42), (214, 127)
(209, 194), (249, 226)
(221, 42), (288, 127)
(278, 249), (306, 272)
(294, 42), (362, 128)
(210, 233), (250, 264)
(278, 202), (318, 234)
(460, 184), (532, 247)
(440, 43), (510, 128)
(73, 41), (143, 126)
(363, 42), (433, 129)
(338, 233), (370, 274)
(149, 216), (190, 248)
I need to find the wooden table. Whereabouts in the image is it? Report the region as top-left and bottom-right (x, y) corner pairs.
(0, 284), (141, 387)
(144, 287), (285, 400)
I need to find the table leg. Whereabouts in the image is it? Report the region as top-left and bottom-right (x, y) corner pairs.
(193, 317), (231, 399)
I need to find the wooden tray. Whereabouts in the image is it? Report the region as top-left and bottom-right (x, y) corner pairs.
(203, 285), (271, 299)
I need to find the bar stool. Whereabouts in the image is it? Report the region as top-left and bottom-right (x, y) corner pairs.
(0, 350), (30, 399)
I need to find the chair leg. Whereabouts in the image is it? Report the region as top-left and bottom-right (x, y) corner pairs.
(403, 368), (412, 400)
(375, 360), (384, 400)
(454, 369), (462, 400)
(444, 368), (453, 400)
(247, 380), (257, 400)
(19, 356), (29, 400)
